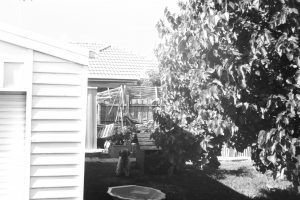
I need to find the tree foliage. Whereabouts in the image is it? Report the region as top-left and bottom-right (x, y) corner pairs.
(138, 70), (161, 87)
(148, 108), (222, 175)
(155, 0), (300, 190)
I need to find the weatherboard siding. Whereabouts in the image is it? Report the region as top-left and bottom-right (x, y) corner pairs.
(0, 93), (26, 200)
(30, 52), (86, 200)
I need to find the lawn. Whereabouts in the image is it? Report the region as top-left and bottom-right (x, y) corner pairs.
(205, 160), (295, 199)
(84, 156), (299, 200)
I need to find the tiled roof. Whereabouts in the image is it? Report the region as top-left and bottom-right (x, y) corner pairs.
(74, 43), (158, 80)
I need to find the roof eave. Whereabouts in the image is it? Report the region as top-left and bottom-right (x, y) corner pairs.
(88, 78), (139, 83)
(0, 23), (88, 66)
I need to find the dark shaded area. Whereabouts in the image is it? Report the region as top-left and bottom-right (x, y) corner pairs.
(84, 161), (250, 200)
(84, 159), (300, 200)
(204, 166), (253, 180)
(97, 138), (106, 149)
(254, 188), (300, 200)
(144, 150), (171, 175)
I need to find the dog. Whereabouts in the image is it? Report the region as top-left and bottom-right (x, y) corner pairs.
(115, 149), (131, 176)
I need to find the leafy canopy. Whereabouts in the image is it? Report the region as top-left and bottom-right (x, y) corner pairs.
(155, 0), (300, 189)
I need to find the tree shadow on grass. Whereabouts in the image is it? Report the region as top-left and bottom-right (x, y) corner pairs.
(253, 188), (300, 200)
(84, 161), (250, 200)
(204, 166), (253, 180)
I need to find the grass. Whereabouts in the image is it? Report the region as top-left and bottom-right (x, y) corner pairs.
(205, 160), (294, 199)
(84, 157), (299, 200)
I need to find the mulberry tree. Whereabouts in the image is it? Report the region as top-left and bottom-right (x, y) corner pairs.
(156, 0), (300, 190)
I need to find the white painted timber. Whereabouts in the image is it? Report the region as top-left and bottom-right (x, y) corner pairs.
(31, 154), (81, 166)
(30, 176), (80, 188)
(30, 165), (80, 177)
(0, 26), (87, 200)
(31, 132), (81, 143)
(0, 23), (88, 65)
(33, 61), (82, 74)
(86, 87), (97, 149)
(31, 198), (80, 200)
(0, 106), (25, 112)
(31, 120), (82, 132)
(33, 72), (81, 85)
(0, 93), (26, 200)
(32, 109), (81, 120)
(0, 40), (27, 60)
(30, 51), (87, 200)
(30, 187), (80, 199)
(31, 142), (81, 154)
(0, 125), (25, 132)
(33, 51), (70, 63)
(32, 84), (81, 96)
(78, 60), (88, 200)
(32, 97), (81, 109)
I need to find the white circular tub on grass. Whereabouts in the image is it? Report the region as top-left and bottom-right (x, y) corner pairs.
(107, 185), (166, 200)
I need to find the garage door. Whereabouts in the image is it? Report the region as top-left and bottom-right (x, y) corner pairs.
(0, 92), (26, 200)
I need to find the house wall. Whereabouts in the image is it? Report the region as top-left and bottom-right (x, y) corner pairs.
(30, 51), (87, 200)
(0, 40), (32, 200)
(0, 92), (27, 200)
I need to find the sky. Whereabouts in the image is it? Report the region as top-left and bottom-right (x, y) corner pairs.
(0, 0), (180, 60)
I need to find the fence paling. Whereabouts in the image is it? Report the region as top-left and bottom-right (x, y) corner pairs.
(221, 146), (251, 158)
(97, 85), (160, 125)
(99, 103), (155, 124)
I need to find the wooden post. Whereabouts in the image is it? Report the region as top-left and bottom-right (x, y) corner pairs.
(86, 87), (98, 149)
(97, 102), (101, 125)
(123, 85), (130, 115)
(138, 99), (142, 123)
(120, 85), (124, 128)
(155, 86), (158, 99)
(126, 94), (130, 116)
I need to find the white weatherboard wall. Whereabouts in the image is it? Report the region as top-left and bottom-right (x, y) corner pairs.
(0, 92), (26, 200)
(0, 24), (88, 200)
(30, 52), (87, 200)
(0, 40), (32, 200)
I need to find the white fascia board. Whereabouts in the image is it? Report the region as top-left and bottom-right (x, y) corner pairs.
(88, 78), (138, 82)
(0, 23), (88, 66)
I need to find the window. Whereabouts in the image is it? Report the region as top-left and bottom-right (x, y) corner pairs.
(0, 62), (25, 88)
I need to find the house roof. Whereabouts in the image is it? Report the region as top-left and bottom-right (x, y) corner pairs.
(0, 23), (88, 65)
(74, 43), (158, 80)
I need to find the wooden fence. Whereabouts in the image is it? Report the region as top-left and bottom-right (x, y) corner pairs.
(96, 86), (252, 159)
(221, 146), (251, 158)
(97, 86), (160, 125)
(98, 99), (155, 124)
